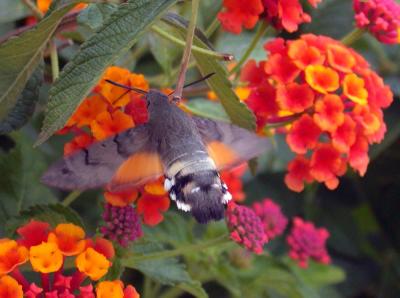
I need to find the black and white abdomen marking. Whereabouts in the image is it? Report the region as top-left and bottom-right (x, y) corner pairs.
(163, 152), (232, 223)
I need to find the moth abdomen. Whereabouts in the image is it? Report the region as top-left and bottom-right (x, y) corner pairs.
(164, 165), (232, 223)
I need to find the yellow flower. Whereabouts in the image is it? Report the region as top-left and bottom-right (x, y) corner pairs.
(30, 242), (63, 273)
(75, 248), (111, 281)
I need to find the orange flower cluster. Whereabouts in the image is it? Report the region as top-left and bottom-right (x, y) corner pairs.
(62, 66), (171, 226)
(241, 34), (393, 192)
(0, 220), (139, 298)
(218, 0), (322, 34)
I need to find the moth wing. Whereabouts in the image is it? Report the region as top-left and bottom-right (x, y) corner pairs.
(41, 125), (163, 190)
(193, 116), (270, 170)
(107, 151), (163, 192)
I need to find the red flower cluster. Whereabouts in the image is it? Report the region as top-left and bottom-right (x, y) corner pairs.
(286, 217), (330, 268)
(241, 34), (393, 192)
(252, 198), (288, 239)
(218, 0), (322, 34)
(0, 220), (139, 297)
(225, 202), (268, 254)
(354, 0), (400, 44)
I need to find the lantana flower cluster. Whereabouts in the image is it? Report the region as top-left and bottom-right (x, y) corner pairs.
(353, 0), (400, 44)
(225, 198), (330, 268)
(241, 34), (393, 192)
(59, 66), (171, 238)
(218, 0), (322, 34)
(0, 220), (139, 297)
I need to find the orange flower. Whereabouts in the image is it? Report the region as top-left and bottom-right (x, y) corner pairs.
(75, 248), (111, 281)
(96, 67), (149, 108)
(96, 280), (124, 298)
(313, 94), (344, 132)
(0, 240), (28, 275)
(67, 95), (108, 128)
(29, 242), (63, 273)
(343, 74), (368, 105)
(288, 39), (325, 69)
(305, 65), (339, 94)
(327, 44), (356, 73)
(277, 83), (315, 113)
(91, 110), (134, 141)
(104, 190), (139, 207)
(47, 223), (86, 256)
(0, 275), (23, 298)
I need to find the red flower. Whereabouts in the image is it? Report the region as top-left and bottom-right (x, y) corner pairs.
(17, 220), (50, 249)
(217, 0), (264, 34)
(218, 0), (322, 34)
(241, 34), (393, 191)
(310, 144), (347, 190)
(287, 114), (321, 154)
(220, 164), (247, 202)
(287, 217), (330, 268)
(136, 179), (170, 226)
(252, 198), (288, 239)
(353, 0), (400, 44)
(284, 155), (313, 192)
(226, 202), (268, 254)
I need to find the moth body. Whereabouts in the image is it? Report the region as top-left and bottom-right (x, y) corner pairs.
(146, 90), (230, 223)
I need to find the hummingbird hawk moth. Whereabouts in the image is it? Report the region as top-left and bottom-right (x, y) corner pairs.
(42, 88), (269, 223)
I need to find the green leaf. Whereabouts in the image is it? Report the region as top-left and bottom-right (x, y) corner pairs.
(0, 132), (56, 228)
(77, 3), (118, 31)
(142, 211), (194, 246)
(0, 3), (75, 121)
(37, 0), (177, 145)
(184, 99), (230, 122)
(124, 242), (207, 298)
(5, 203), (84, 236)
(148, 26), (181, 84)
(0, 62), (43, 134)
(163, 13), (256, 131)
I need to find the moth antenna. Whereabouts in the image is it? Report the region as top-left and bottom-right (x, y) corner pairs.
(168, 73), (215, 96)
(105, 79), (148, 95)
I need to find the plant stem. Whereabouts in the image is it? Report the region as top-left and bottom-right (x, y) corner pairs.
(151, 26), (231, 61)
(62, 191), (81, 206)
(49, 40), (60, 81)
(205, 17), (221, 37)
(172, 0), (200, 101)
(229, 22), (269, 76)
(125, 235), (231, 263)
(341, 28), (366, 46)
(21, 0), (43, 20)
